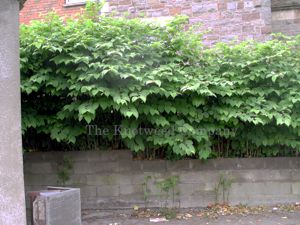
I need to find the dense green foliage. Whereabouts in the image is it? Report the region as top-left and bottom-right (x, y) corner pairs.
(20, 7), (300, 159)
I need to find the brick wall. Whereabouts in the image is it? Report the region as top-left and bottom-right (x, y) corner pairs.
(19, 0), (85, 24)
(24, 151), (300, 210)
(20, 0), (273, 45)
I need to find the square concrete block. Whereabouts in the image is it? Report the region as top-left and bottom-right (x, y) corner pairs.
(29, 187), (81, 225)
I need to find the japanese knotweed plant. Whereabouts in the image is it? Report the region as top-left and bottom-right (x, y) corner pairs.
(20, 3), (300, 159)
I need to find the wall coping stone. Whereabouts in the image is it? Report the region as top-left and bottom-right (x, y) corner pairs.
(272, 0), (300, 11)
(24, 150), (300, 171)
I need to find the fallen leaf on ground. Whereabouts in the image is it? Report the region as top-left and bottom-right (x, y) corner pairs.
(150, 217), (169, 222)
(185, 213), (193, 218)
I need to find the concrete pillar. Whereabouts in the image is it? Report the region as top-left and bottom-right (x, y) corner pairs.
(0, 0), (27, 225)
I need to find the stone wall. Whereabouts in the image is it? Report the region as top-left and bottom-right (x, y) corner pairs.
(24, 151), (300, 210)
(108, 0), (272, 45)
(20, 0), (272, 45)
(271, 0), (300, 36)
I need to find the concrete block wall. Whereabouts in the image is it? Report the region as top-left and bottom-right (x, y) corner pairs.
(20, 0), (272, 45)
(24, 151), (300, 209)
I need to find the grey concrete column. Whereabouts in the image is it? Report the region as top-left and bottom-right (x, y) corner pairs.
(0, 0), (27, 225)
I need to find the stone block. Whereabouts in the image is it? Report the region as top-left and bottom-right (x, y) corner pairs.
(97, 185), (119, 197)
(66, 175), (87, 186)
(190, 158), (270, 171)
(191, 3), (203, 14)
(73, 162), (92, 174)
(218, 2), (227, 11)
(81, 197), (120, 209)
(30, 162), (53, 174)
(166, 160), (192, 171)
(147, 196), (180, 208)
(78, 186), (97, 198)
(24, 152), (59, 163)
(86, 174), (118, 186)
(230, 182), (292, 199)
(291, 182), (300, 195)
(25, 174), (58, 186)
(24, 163), (32, 174)
(227, 2), (237, 10)
(242, 12), (261, 21)
(261, 0), (271, 7)
(148, 0), (160, 4)
(203, 3), (218, 12)
(63, 151), (89, 162)
(30, 187), (81, 225)
(181, 7), (193, 16)
(272, 0), (299, 11)
(190, 159), (215, 170)
(145, 179), (160, 194)
(254, 0), (262, 7)
(179, 171), (227, 184)
(117, 173), (145, 185)
(244, 1), (254, 8)
(178, 183), (206, 196)
(179, 191), (215, 207)
(169, 7), (182, 15)
(119, 0), (132, 5)
(84, 195), (144, 209)
(118, 194), (145, 208)
(243, 25), (255, 33)
(237, 1), (245, 9)
(290, 170), (300, 180)
(86, 150), (132, 162)
(230, 169), (292, 182)
(150, 10), (164, 17)
(141, 160), (167, 172)
(265, 158), (300, 169)
(119, 184), (143, 195)
(91, 161), (119, 173)
(119, 160), (142, 172)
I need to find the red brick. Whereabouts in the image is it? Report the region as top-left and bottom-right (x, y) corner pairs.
(119, 0), (132, 5)
(169, 7), (181, 16)
(237, 2), (244, 10)
(20, 0), (84, 24)
(218, 3), (226, 11)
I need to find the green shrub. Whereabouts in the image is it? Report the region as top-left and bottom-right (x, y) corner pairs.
(20, 5), (300, 159)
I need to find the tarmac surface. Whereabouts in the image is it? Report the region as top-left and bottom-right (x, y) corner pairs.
(82, 209), (300, 225)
